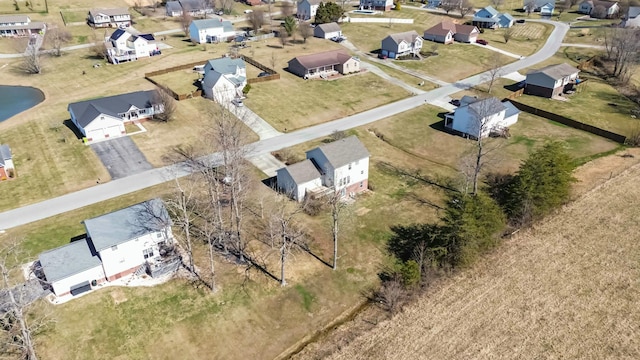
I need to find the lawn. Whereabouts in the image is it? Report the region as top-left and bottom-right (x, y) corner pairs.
(0, 0), (46, 13)
(341, 22), (428, 54)
(373, 62), (439, 91)
(474, 22), (552, 56)
(149, 68), (201, 95)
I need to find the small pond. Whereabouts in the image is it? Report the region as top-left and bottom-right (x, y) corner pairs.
(0, 85), (45, 123)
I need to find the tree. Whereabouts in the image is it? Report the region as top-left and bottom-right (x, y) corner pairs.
(181, 11), (192, 36)
(557, 1), (570, 16)
(591, 4), (607, 18)
(524, 0), (536, 15)
(603, 28), (640, 83)
(502, 27), (513, 44)
(393, 0), (402, 10)
(220, 0), (234, 14)
(152, 87), (177, 122)
(248, 9), (265, 34)
(281, 0), (294, 17)
(440, 0), (458, 14)
(269, 52), (277, 70)
(491, 0), (504, 9)
(165, 175), (198, 275)
(45, 24), (72, 57)
(283, 16), (297, 38)
(315, 1), (344, 24)
(327, 191), (347, 270)
(459, 0), (474, 17)
(299, 22), (313, 43)
(485, 52), (504, 93)
(20, 43), (42, 74)
(279, 29), (289, 47)
(387, 223), (448, 275)
(90, 30), (108, 59)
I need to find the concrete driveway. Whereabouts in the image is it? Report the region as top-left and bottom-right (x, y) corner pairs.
(91, 137), (153, 180)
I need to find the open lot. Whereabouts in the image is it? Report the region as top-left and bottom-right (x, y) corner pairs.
(475, 22), (552, 56)
(148, 68), (202, 96)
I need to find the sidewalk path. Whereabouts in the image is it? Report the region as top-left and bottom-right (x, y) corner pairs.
(471, 42), (524, 59)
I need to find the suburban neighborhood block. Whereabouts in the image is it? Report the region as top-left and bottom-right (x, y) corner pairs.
(189, 18), (236, 44)
(525, 63), (580, 98)
(0, 15), (46, 37)
(105, 28), (160, 64)
(87, 8), (131, 28)
(0, 144), (14, 180)
(202, 57), (247, 102)
(523, 0), (556, 16)
(287, 49), (361, 79)
(381, 30), (423, 59)
(444, 96), (520, 138)
(314, 22), (342, 39)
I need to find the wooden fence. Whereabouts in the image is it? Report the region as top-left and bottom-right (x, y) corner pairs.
(507, 100), (627, 144)
(145, 60), (207, 78)
(504, 88), (524, 100)
(242, 55), (280, 84)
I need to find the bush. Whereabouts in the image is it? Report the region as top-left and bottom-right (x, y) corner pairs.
(242, 83), (251, 95)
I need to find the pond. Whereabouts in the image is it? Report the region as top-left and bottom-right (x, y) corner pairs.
(0, 85), (45, 123)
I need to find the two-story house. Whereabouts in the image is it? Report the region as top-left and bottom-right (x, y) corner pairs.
(106, 28), (160, 64)
(68, 90), (164, 142)
(87, 8), (132, 28)
(277, 136), (370, 201)
(38, 199), (177, 297)
(0, 14), (46, 37)
(202, 57), (247, 102)
(444, 96), (521, 139)
(359, 0), (394, 11)
(0, 144), (14, 180)
(297, 0), (321, 20)
(578, 0), (619, 18)
(189, 18), (236, 44)
(523, 0), (556, 16)
(380, 30), (423, 59)
(525, 63), (580, 98)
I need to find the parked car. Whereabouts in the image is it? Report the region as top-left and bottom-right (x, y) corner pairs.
(231, 98), (244, 107)
(476, 39), (488, 45)
(215, 10), (224, 15)
(258, 72), (270, 78)
(516, 19), (525, 23)
(244, 9), (253, 14)
(449, 99), (461, 106)
(330, 36), (344, 43)
(378, 53), (388, 59)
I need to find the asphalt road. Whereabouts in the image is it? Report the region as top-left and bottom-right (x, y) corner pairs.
(0, 20), (569, 231)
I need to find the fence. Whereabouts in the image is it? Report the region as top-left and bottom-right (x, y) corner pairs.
(243, 55), (280, 83)
(346, 17), (414, 24)
(507, 100), (627, 144)
(145, 60), (207, 78)
(248, 33), (276, 41)
(505, 88), (524, 100)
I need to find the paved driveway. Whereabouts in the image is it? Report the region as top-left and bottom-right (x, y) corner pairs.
(91, 137), (153, 180)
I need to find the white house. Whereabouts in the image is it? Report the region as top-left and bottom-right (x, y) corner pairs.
(87, 8), (131, 28)
(38, 199), (177, 297)
(523, 0), (556, 15)
(68, 90), (164, 142)
(623, 6), (640, 27)
(0, 15), (46, 37)
(277, 136), (370, 201)
(105, 28), (160, 64)
(578, 0), (619, 18)
(525, 63), (580, 98)
(165, 1), (184, 17)
(380, 30), (423, 59)
(297, 0), (321, 20)
(472, 6), (515, 28)
(359, 0), (394, 11)
(0, 144), (14, 180)
(444, 97), (521, 139)
(202, 57), (247, 102)
(189, 18), (236, 44)
(314, 22), (342, 39)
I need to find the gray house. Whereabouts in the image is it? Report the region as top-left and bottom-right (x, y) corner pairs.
(288, 49), (360, 79)
(577, 0), (619, 18)
(525, 63), (580, 98)
(314, 22), (342, 39)
(381, 30), (423, 59)
(297, 0), (321, 20)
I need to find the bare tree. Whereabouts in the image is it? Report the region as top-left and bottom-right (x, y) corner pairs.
(279, 29), (289, 47)
(440, 0), (458, 14)
(248, 9), (265, 34)
(484, 52), (504, 94)
(269, 52), (277, 70)
(557, 1), (569, 16)
(524, 0), (536, 16)
(181, 11), (192, 36)
(603, 28), (640, 83)
(220, 0), (234, 15)
(459, 0), (474, 17)
(327, 191), (348, 270)
(20, 44), (42, 74)
(45, 24), (72, 57)
(503, 27), (513, 43)
(591, 5), (607, 18)
(152, 86), (177, 122)
(281, 1), (294, 17)
(91, 30), (108, 59)
(299, 22), (313, 43)
(491, 0), (504, 9)
(165, 175), (198, 275)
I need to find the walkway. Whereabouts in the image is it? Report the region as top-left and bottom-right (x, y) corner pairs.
(471, 42), (524, 59)
(561, 43), (605, 49)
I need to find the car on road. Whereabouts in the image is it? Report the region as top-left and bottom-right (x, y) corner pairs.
(231, 98), (244, 107)
(516, 19), (525, 23)
(476, 39), (488, 45)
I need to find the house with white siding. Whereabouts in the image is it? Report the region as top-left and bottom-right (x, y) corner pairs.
(314, 22), (342, 39)
(359, 0), (394, 11)
(189, 18), (236, 44)
(0, 144), (15, 180)
(444, 97), (520, 139)
(202, 57), (247, 102)
(380, 30), (423, 59)
(87, 8), (131, 28)
(105, 28), (160, 64)
(297, 0), (321, 20)
(0, 15), (46, 37)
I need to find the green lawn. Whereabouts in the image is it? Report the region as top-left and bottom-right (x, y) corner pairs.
(149, 70), (201, 96)
(373, 62), (439, 91)
(475, 22), (552, 56)
(60, 10), (87, 23)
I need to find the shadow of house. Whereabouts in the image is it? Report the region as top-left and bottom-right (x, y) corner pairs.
(63, 119), (85, 140)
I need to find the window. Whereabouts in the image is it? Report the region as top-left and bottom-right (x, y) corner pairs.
(346, 176), (351, 184)
(143, 248), (154, 259)
(361, 170), (364, 175)
(156, 232), (162, 238)
(111, 245), (118, 251)
(348, 163), (352, 170)
(360, 181), (364, 188)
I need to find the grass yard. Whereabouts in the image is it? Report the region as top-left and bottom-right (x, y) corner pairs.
(342, 22), (427, 54)
(244, 72), (411, 132)
(563, 27), (608, 44)
(373, 62), (439, 91)
(0, 0), (46, 13)
(60, 10), (87, 24)
(148, 69), (201, 96)
(475, 22), (552, 56)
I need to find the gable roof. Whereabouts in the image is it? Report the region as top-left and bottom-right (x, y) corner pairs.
(205, 57), (246, 75)
(629, 6), (640, 18)
(581, 0), (617, 9)
(39, 239), (102, 283)
(138, 33), (155, 41)
(89, 8), (130, 17)
(476, 5), (500, 17)
(191, 18), (234, 32)
(0, 15), (30, 23)
(85, 198), (171, 252)
(68, 90), (157, 128)
(309, 136), (370, 168)
(317, 22), (341, 33)
(166, 1), (182, 12)
(289, 49), (354, 70)
(503, 100), (521, 118)
(467, 97), (506, 117)
(109, 28), (129, 41)
(527, 63), (579, 81)
(281, 159), (321, 184)
(385, 30), (421, 45)
(299, 0), (322, 5)
(499, 12), (515, 21)
(426, 21), (477, 36)
(0, 144), (10, 167)
(455, 23), (479, 35)
(526, 0), (556, 8)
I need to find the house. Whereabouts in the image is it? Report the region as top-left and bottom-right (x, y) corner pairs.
(426, 0), (442, 8)
(38, 199), (178, 297)
(180, 0), (213, 16)
(359, 0), (394, 11)
(287, 49), (360, 79)
(578, 0), (619, 18)
(623, 6), (640, 27)
(314, 22), (342, 39)
(444, 97), (521, 138)
(247, 0), (263, 5)
(0, 144), (14, 180)
(523, 0), (556, 15)
(525, 63), (580, 98)
(87, 8), (131, 28)
(165, 1), (183, 16)
(380, 30), (423, 59)
(297, 0), (321, 20)
(0, 15), (46, 37)
(424, 21), (479, 44)
(202, 57), (247, 102)
(68, 90), (164, 142)
(105, 28), (160, 64)
(472, 6), (515, 28)
(189, 18), (236, 44)
(277, 136), (370, 201)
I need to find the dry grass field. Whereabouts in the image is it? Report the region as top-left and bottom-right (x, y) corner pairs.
(292, 148), (640, 360)
(474, 22), (552, 56)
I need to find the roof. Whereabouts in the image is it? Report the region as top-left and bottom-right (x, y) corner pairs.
(316, 22), (341, 33)
(467, 97), (506, 117)
(503, 100), (520, 118)
(109, 28), (128, 41)
(289, 49), (354, 70)
(205, 57), (246, 75)
(180, 0), (208, 10)
(581, 0), (617, 8)
(39, 239), (102, 283)
(191, 18), (234, 32)
(281, 159), (321, 184)
(630, 6), (640, 18)
(0, 144), (10, 167)
(138, 33), (155, 41)
(0, 15), (30, 24)
(309, 136), (370, 169)
(425, 22), (455, 36)
(385, 30), (421, 45)
(455, 23), (478, 35)
(166, 1), (182, 12)
(528, 0), (556, 7)
(460, 95), (479, 106)
(300, 0), (322, 5)
(68, 90), (157, 128)
(85, 198), (171, 252)
(89, 8), (130, 17)
(527, 63), (579, 80)
(477, 6), (500, 17)
(499, 12), (515, 21)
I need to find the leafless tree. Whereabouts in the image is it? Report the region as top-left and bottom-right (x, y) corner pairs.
(326, 191), (348, 270)
(90, 30), (108, 59)
(568, 0), (580, 7)
(20, 44), (42, 74)
(484, 52), (504, 94)
(591, 5), (607, 18)
(165, 175), (198, 275)
(281, 1), (294, 17)
(557, 1), (569, 16)
(279, 30), (289, 47)
(603, 28), (640, 83)
(440, 0), (458, 14)
(181, 11), (192, 36)
(299, 22), (313, 43)
(491, 0), (504, 9)
(340, 0), (350, 10)
(376, 276), (406, 314)
(503, 27), (513, 43)
(269, 52), (277, 70)
(219, 0), (234, 15)
(152, 86), (177, 122)
(248, 9), (265, 34)
(459, 0), (474, 17)
(524, 0), (536, 16)
(45, 24), (72, 57)
(266, 0), (274, 24)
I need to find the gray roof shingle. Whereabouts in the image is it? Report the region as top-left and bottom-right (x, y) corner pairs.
(0, 144), (11, 167)
(0, 15), (30, 24)
(282, 159), (321, 184)
(39, 239), (102, 283)
(191, 19), (234, 32)
(89, 8), (130, 17)
(68, 90), (157, 128)
(310, 136), (370, 169)
(386, 30), (421, 45)
(316, 22), (341, 33)
(527, 63), (579, 80)
(468, 97), (506, 117)
(289, 49), (353, 70)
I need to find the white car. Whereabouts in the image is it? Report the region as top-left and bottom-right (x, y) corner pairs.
(231, 98), (244, 107)
(244, 9), (253, 14)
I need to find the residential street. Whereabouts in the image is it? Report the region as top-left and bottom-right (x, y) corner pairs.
(0, 20), (569, 230)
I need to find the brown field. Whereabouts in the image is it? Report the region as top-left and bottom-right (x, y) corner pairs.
(304, 151), (640, 360)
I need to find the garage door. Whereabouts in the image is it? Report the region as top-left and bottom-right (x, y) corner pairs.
(70, 281), (92, 296)
(103, 125), (123, 138)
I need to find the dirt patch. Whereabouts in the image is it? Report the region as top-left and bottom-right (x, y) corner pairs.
(110, 288), (128, 305)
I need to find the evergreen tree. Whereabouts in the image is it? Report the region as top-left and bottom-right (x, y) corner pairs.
(314, 2), (344, 24)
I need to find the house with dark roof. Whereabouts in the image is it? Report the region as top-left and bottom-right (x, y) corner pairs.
(68, 90), (164, 142)
(38, 199), (177, 297)
(472, 6), (515, 29)
(424, 21), (479, 44)
(381, 30), (423, 59)
(0, 15), (46, 37)
(623, 6), (640, 27)
(189, 18), (236, 44)
(359, 0), (394, 11)
(525, 63), (580, 98)
(277, 136), (370, 201)
(287, 49), (360, 79)
(165, 1), (183, 17)
(180, 0), (213, 16)
(314, 22), (342, 39)
(87, 8), (131, 28)
(105, 28), (160, 64)
(297, 0), (321, 20)
(444, 97), (521, 139)
(578, 0), (619, 18)
(0, 144), (14, 180)
(523, 0), (556, 16)
(202, 57), (247, 102)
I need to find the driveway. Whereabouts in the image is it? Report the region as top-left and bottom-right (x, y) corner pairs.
(90, 137), (153, 180)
